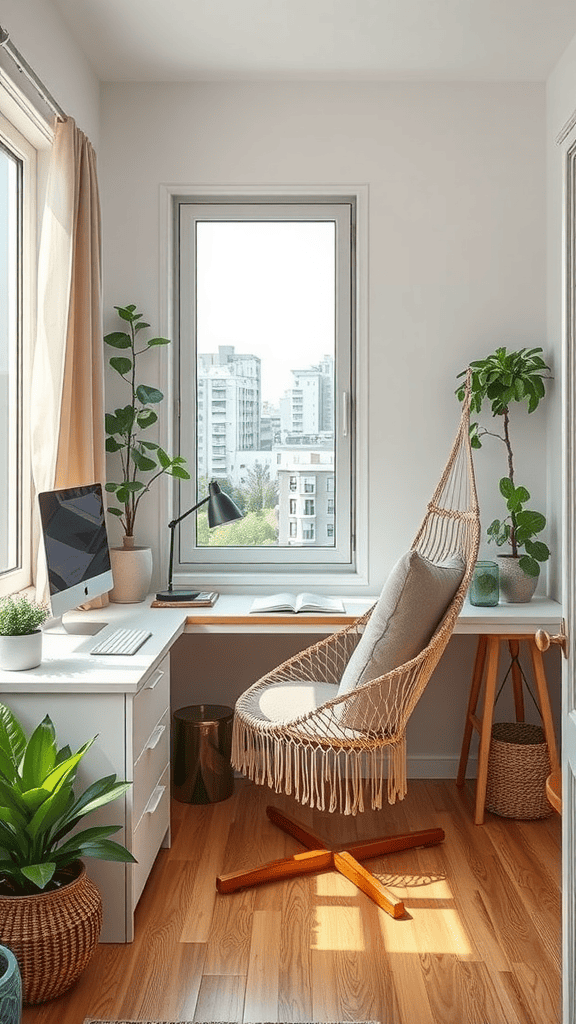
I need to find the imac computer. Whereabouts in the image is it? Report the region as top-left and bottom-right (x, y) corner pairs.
(38, 482), (114, 631)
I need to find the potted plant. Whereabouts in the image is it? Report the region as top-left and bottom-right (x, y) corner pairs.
(456, 346), (551, 602)
(0, 596), (49, 671)
(0, 702), (135, 1004)
(104, 303), (190, 602)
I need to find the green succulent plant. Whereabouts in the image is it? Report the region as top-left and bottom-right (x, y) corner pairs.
(105, 303), (190, 537)
(0, 703), (135, 895)
(0, 596), (49, 636)
(456, 346), (551, 579)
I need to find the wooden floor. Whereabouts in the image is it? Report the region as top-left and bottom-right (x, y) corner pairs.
(21, 778), (561, 1024)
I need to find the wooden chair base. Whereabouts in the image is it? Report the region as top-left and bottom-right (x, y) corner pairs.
(216, 805), (445, 919)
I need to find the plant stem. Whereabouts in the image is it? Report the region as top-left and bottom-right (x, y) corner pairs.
(502, 408), (518, 556)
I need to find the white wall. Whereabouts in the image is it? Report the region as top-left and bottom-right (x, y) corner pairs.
(1, 0), (100, 146)
(99, 80), (557, 774)
(100, 80), (547, 589)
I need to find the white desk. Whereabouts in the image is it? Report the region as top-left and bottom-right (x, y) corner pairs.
(0, 593), (562, 942)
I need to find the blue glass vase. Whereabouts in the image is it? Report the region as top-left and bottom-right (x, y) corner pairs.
(0, 944), (22, 1024)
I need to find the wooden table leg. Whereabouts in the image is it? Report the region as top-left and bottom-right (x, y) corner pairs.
(528, 638), (560, 774)
(457, 634), (487, 787)
(474, 636), (500, 825)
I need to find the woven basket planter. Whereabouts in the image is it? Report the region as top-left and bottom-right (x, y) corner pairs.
(0, 861), (102, 1005)
(485, 722), (553, 819)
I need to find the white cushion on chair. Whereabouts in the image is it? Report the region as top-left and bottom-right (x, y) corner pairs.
(338, 550), (465, 697)
(242, 679), (336, 724)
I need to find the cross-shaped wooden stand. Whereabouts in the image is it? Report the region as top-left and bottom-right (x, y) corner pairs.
(216, 805), (445, 919)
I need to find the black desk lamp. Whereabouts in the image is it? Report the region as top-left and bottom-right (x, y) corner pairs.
(156, 480), (243, 602)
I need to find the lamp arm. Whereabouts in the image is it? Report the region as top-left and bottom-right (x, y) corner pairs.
(166, 495), (210, 592)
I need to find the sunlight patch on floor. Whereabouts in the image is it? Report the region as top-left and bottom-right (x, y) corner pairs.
(315, 872), (358, 897)
(379, 905), (473, 955)
(311, 905), (365, 950)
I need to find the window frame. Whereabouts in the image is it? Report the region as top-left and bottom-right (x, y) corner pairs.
(174, 193), (356, 577)
(160, 183), (369, 590)
(0, 110), (36, 596)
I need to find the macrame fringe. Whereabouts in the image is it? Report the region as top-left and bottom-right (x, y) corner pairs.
(232, 719), (407, 816)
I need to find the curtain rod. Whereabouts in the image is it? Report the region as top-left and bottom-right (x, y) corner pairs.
(0, 26), (67, 123)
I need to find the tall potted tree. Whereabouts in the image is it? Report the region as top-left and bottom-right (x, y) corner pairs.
(0, 703), (135, 1004)
(105, 304), (190, 602)
(456, 346), (551, 601)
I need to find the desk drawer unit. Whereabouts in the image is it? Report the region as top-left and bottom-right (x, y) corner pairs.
(133, 658), (170, 759)
(129, 654), (171, 918)
(132, 765), (170, 907)
(133, 708), (170, 826)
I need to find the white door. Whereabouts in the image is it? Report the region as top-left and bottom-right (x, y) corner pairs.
(562, 129), (576, 1024)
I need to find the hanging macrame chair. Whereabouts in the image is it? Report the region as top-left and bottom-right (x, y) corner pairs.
(231, 375), (480, 818)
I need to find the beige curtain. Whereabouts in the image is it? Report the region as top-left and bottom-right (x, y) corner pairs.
(31, 117), (106, 603)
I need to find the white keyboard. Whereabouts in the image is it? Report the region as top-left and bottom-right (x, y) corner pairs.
(90, 628), (152, 656)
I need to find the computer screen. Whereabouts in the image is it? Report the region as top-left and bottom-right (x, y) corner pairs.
(38, 483), (114, 618)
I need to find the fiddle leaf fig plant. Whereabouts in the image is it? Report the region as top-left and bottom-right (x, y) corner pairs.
(456, 346), (551, 579)
(0, 702), (135, 895)
(105, 304), (190, 538)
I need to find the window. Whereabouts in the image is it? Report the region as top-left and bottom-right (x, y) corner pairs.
(289, 521), (297, 538)
(327, 498), (335, 515)
(327, 523), (334, 538)
(0, 112), (36, 596)
(175, 193), (355, 577)
(303, 524), (315, 541)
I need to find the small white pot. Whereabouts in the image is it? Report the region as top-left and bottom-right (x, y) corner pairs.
(497, 555), (539, 603)
(109, 541), (153, 603)
(0, 631), (42, 671)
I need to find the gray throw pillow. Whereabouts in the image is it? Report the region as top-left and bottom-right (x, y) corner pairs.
(336, 550), (465, 730)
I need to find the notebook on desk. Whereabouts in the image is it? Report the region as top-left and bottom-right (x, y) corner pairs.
(151, 592), (219, 608)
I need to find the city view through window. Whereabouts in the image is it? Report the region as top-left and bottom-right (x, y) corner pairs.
(194, 220), (336, 548)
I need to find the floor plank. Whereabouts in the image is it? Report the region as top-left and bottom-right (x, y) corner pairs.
(20, 778), (561, 1024)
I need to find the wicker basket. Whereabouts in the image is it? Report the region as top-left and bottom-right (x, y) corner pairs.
(485, 721), (553, 820)
(0, 861), (102, 1005)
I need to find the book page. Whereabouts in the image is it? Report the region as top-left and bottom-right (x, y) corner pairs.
(250, 593), (297, 613)
(295, 593), (346, 613)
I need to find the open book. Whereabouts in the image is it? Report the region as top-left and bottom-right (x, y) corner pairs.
(250, 593), (346, 614)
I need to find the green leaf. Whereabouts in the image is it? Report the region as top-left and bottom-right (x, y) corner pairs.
(105, 482), (118, 492)
(26, 783), (73, 840)
(104, 331), (131, 349)
(40, 737), (95, 795)
(146, 337), (170, 346)
(524, 538), (550, 562)
(107, 507), (124, 518)
(0, 747), (18, 786)
(134, 322), (150, 332)
(21, 787), (51, 813)
(21, 862), (56, 890)
(156, 447), (171, 469)
(105, 437), (124, 453)
(21, 715), (57, 791)
(123, 480), (145, 492)
(113, 406), (136, 432)
(0, 703), (27, 767)
(116, 307), (134, 322)
(57, 838), (136, 863)
(131, 450), (156, 472)
(136, 385), (163, 405)
(55, 775), (126, 831)
(140, 441), (159, 450)
(499, 478), (515, 499)
(518, 554), (541, 578)
(109, 356), (132, 376)
(136, 410), (158, 429)
(169, 465), (191, 480)
(515, 509), (546, 536)
(52, 824), (123, 859)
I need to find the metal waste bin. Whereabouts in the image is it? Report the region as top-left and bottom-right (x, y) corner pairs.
(172, 704), (234, 803)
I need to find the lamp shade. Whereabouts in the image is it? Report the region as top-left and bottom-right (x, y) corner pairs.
(207, 481), (244, 528)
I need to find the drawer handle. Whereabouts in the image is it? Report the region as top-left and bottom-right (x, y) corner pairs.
(145, 785), (165, 815)
(146, 724), (166, 751)
(145, 669), (164, 690)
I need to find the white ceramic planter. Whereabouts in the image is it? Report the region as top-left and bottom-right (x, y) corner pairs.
(0, 631), (42, 671)
(497, 555), (539, 603)
(109, 541), (153, 603)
